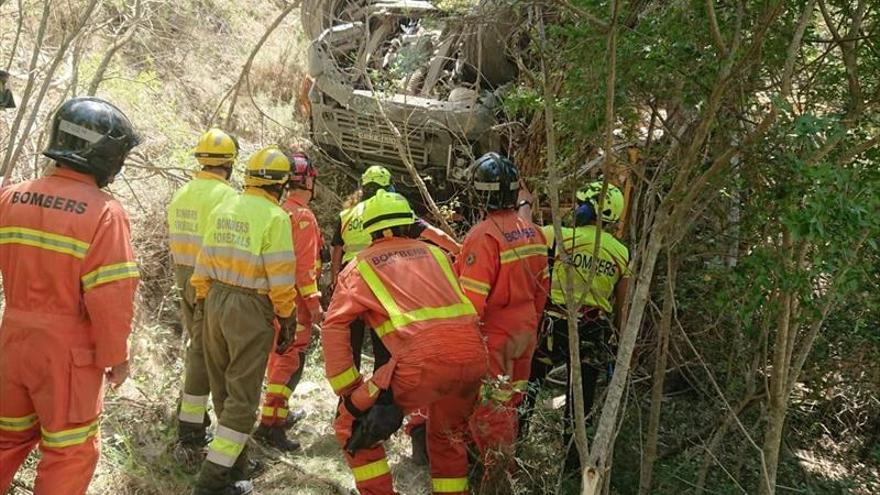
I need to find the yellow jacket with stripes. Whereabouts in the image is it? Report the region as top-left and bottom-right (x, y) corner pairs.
(167, 171), (236, 267)
(191, 187), (297, 317)
(542, 225), (630, 313)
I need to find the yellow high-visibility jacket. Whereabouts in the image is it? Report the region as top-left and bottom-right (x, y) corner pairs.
(339, 201), (371, 264)
(543, 225), (630, 314)
(167, 171), (236, 267)
(192, 187), (297, 317)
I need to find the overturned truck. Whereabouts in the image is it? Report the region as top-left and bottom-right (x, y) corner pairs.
(301, 0), (518, 199)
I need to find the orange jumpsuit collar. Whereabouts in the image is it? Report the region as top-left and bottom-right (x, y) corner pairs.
(284, 195), (308, 209)
(50, 167), (98, 186)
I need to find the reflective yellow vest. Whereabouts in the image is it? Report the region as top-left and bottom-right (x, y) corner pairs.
(542, 225), (630, 313)
(167, 171), (236, 267)
(191, 187), (297, 318)
(339, 201), (371, 264)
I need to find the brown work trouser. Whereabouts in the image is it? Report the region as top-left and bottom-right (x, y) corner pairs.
(176, 265), (212, 436)
(196, 283), (275, 489)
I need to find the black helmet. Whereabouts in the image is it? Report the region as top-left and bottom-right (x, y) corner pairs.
(471, 152), (519, 210)
(43, 97), (140, 187)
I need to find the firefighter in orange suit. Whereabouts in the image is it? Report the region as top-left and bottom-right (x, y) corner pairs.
(323, 190), (488, 495)
(0, 97), (140, 495)
(456, 153), (548, 484)
(256, 151), (322, 450)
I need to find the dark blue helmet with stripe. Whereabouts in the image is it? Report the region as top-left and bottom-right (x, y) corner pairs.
(471, 152), (519, 210)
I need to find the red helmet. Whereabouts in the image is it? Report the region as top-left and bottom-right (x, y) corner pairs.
(286, 151), (317, 191)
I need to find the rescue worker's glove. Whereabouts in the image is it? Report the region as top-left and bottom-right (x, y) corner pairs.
(344, 389), (404, 455)
(276, 316), (297, 353)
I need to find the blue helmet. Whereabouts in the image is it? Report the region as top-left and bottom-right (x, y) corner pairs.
(471, 152), (519, 210)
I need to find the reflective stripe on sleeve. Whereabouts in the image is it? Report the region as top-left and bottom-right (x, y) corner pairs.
(261, 406), (289, 420)
(0, 413), (38, 432)
(459, 276), (491, 296)
(178, 393), (208, 424)
(206, 425), (249, 467)
(328, 366), (360, 394)
(432, 477), (469, 493)
(268, 273), (296, 286)
(0, 227), (90, 259)
(266, 383), (293, 399)
(299, 282), (319, 296)
(41, 419), (99, 448)
(499, 244), (547, 264)
(351, 458), (391, 483)
(81, 261), (140, 290)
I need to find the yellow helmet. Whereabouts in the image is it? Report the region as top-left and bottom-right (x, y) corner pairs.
(361, 165), (392, 187)
(362, 190), (416, 235)
(576, 181), (625, 222)
(194, 128), (238, 167)
(245, 146), (290, 187)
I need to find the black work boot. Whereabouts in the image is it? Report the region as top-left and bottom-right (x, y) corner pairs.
(178, 420), (212, 447)
(254, 424), (301, 451)
(191, 480), (253, 495)
(409, 424), (428, 466)
(194, 458), (254, 495)
(175, 422), (213, 472)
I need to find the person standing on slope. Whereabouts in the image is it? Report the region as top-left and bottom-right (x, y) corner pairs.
(190, 147), (297, 495)
(521, 181), (630, 476)
(256, 151), (323, 451)
(167, 128), (239, 452)
(0, 97), (140, 494)
(456, 152), (549, 491)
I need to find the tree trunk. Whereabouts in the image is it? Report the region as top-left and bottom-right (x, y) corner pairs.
(638, 255), (677, 495)
(758, 233), (795, 495)
(584, 225), (667, 494)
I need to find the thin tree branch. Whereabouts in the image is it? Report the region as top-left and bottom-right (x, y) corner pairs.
(87, 0), (146, 95)
(706, 0), (728, 57)
(223, 1), (298, 127)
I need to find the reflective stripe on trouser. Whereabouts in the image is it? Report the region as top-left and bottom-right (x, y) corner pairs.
(206, 425), (249, 467)
(469, 328), (537, 470)
(179, 393), (209, 424)
(0, 311), (103, 495)
(196, 284), (275, 489)
(433, 477), (469, 494)
(333, 348), (486, 495)
(176, 265), (211, 429)
(262, 302), (312, 426)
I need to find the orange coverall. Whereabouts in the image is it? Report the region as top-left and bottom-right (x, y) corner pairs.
(455, 210), (548, 462)
(261, 195), (323, 426)
(0, 168), (139, 494)
(323, 237), (488, 495)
